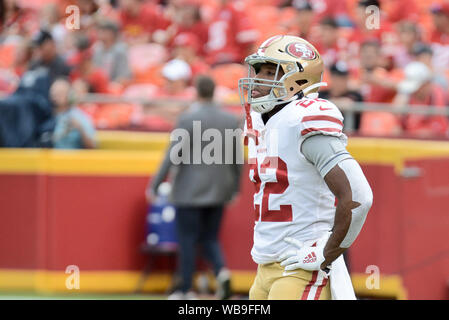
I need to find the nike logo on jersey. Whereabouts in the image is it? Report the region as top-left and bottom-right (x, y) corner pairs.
(303, 252), (317, 264)
(319, 106), (332, 111)
(282, 271), (298, 277)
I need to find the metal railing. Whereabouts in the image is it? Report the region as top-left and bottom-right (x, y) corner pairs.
(79, 93), (449, 134)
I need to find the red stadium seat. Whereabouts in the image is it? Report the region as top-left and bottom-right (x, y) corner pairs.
(210, 63), (247, 90)
(128, 44), (167, 85)
(0, 45), (16, 69)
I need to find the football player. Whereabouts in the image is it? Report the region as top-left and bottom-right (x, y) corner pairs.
(238, 35), (373, 300)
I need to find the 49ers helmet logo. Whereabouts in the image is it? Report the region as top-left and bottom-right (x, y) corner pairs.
(285, 42), (317, 60)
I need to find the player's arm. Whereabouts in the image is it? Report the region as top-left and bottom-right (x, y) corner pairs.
(302, 134), (373, 269)
(280, 134), (373, 272)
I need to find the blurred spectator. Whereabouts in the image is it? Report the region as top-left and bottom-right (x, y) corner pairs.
(393, 21), (422, 69)
(172, 32), (209, 77)
(159, 0), (208, 55)
(118, 0), (170, 44)
(69, 35), (110, 94)
(295, 0), (352, 27)
(205, 0), (259, 65)
(50, 78), (97, 149)
(0, 0), (38, 43)
(28, 29), (71, 83)
(386, 0), (419, 24)
(148, 75), (242, 300)
(320, 61), (363, 132)
(316, 17), (346, 67)
(394, 61), (448, 138)
(347, 0), (397, 66)
(39, 2), (68, 52)
(412, 42), (449, 90)
(357, 40), (402, 136)
(157, 58), (195, 98)
(429, 3), (449, 75)
(92, 20), (132, 84)
(286, 0), (315, 39)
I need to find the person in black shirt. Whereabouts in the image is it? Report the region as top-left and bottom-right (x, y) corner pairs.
(319, 62), (363, 132)
(28, 29), (71, 83)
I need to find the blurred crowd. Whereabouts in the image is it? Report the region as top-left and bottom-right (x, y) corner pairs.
(1, 0), (449, 147)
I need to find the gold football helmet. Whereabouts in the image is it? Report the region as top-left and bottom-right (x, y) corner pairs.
(238, 35), (325, 113)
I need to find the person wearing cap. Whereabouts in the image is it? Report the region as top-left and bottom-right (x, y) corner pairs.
(148, 75), (242, 300)
(92, 20), (132, 84)
(430, 2), (449, 45)
(395, 61), (449, 137)
(285, 0), (315, 40)
(412, 42), (449, 90)
(393, 61), (448, 138)
(320, 61), (363, 132)
(145, 59), (195, 128)
(28, 29), (71, 83)
(315, 17), (345, 68)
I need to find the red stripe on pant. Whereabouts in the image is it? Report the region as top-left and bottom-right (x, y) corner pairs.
(314, 277), (328, 300)
(301, 270), (318, 300)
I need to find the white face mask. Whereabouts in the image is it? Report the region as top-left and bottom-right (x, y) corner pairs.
(238, 55), (327, 114)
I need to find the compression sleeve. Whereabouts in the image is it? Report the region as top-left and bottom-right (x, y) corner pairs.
(301, 134), (373, 248)
(301, 134), (352, 178)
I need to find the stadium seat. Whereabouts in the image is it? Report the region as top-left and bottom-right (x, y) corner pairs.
(128, 44), (167, 85)
(93, 103), (139, 129)
(210, 63), (247, 90)
(122, 83), (159, 100)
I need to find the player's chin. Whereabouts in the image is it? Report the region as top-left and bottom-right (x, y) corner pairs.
(251, 90), (268, 99)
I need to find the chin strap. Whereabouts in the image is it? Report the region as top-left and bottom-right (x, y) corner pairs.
(302, 82), (328, 97)
(243, 103), (259, 146)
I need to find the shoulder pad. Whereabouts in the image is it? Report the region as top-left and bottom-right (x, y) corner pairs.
(295, 97), (344, 138)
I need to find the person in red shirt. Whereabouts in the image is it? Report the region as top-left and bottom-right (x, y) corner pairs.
(346, 0), (398, 68)
(315, 17), (347, 68)
(385, 0), (419, 24)
(284, 0), (315, 40)
(205, 0), (259, 65)
(118, 0), (170, 44)
(68, 36), (110, 94)
(356, 40), (403, 137)
(429, 3), (449, 74)
(0, 0), (39, 40)
(394, 61), (448, 138)
(172, 32), (209, 77)
(158, 0), (209, 56)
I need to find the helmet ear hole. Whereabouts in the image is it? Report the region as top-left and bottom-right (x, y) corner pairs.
(296, 80), (308, 86)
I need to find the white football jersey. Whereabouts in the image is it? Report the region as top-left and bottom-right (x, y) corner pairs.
(244, 96), (348, 264)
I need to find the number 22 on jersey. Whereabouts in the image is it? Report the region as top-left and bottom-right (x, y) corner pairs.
(249, 156), (293, 222)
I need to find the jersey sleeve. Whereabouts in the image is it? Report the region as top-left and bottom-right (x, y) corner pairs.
(298, 98), (346, 141)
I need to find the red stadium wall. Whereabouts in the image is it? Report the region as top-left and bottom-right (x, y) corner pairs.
(1, 138), (449, 299)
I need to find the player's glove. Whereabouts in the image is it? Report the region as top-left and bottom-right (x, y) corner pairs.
(279, 237), (326, 272)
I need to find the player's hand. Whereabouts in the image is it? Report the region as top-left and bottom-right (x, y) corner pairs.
(279, 237), (326, 272)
